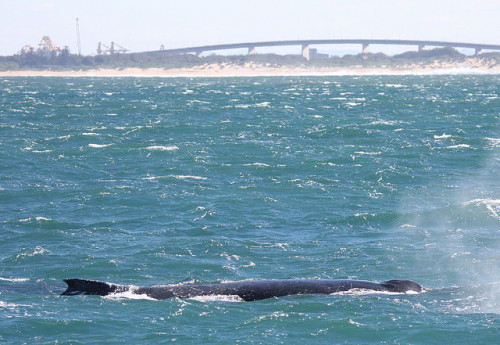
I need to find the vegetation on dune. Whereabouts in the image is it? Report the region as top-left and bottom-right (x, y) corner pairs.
(0, 47), (499, 71)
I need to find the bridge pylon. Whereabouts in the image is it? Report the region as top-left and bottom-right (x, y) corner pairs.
(302, 44), (310, 60)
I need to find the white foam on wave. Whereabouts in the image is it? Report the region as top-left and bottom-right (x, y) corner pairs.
(434, 134), (452, 139)
(88, 143), (112, 148)
(446, 144), (471, 149)
(465, 198), (500, 206)
(19, 217), (52, 222)
(0, 277), (30, 282)
(143, 175), (207, 181)
(369, 120), (398, 126)
(384, 84), (405, 88)
(188, 295), (245, 302)
(348, 319), (364, 326)
(485, 137), (500, 147)
(55, 135), (71, 140)
(104, 291), (243, 302)
(172, 175), (207, 181)
(244, 162), (270, 167)
(187, 99), (210, 105)
(0, 300), (30, 309)
(32, 149), (53, 153)
(104, 287), (157, 301)
(464, 198), (500, 219)
(330, 288), (419, 296)
(400, 224), (417, 229)
(354, 151), (381, 156)
(146, 145), (179, 151)
(15, 246), (49, 259)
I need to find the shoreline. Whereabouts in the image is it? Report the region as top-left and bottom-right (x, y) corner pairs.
(1, 60), (499, 77)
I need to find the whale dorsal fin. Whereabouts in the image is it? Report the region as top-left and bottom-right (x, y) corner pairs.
(381, 280), (423, 293)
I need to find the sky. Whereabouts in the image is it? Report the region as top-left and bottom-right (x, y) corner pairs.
(1, 0), (499, 56)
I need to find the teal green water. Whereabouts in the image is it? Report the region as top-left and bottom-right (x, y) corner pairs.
(1, 75), (499, 343)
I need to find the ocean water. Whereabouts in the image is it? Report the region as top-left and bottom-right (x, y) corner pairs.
(0, 75), (499, 343)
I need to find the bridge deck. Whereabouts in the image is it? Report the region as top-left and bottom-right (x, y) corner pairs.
(152, 39), (500, 56)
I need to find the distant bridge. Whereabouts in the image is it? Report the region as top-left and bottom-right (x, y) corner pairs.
(152, 39), (500, 60)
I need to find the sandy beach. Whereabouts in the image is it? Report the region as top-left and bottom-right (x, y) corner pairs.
(1, 58), (499, 77)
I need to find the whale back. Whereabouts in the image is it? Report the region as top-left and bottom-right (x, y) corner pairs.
(61, 278), (425, 299)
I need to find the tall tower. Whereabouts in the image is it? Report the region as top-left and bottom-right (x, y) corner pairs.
(76, 18), (82, 55)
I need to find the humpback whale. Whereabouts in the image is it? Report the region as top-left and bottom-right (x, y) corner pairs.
(62, 278), (424, 301)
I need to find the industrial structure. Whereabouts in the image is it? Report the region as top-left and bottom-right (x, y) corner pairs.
(17, 36), (65, 57)
(96, 42), (129, 55)
(76, 18), (82, 56)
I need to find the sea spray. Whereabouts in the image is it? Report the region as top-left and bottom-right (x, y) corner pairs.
(400, 141), (500, 313)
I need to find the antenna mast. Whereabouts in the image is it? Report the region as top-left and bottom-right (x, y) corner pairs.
(76, 18), (82, 55)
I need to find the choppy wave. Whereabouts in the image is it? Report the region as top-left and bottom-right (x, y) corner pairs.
(446, 144), (472, 149)
(434, 134), (452, 139)
(88, 143), (112, 148)
(1, 75), (499, 343)
(145, 145), (179, 151)
(0, 301), (31, 309)
(143, 174), (207, 181)
(19, 217), (53, 222)
(485, 137), (500, 147)
(464, 198), (500, 219)
(0, 277), (30, 282)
